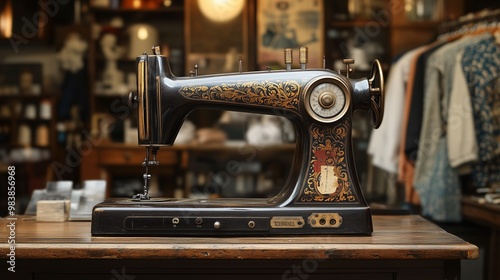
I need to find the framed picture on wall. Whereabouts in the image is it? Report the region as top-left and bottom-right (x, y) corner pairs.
(256, 0), (324, 70)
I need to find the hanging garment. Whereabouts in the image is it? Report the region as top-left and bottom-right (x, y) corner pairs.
(404, 42), (447, 163)
(368, 47), (425, 174)
(448, 49), (478, 168)
(413, 34), (487, 222)
(417, 137), (462, 221)
(397, 48), (425, 206)
(398, 42), (447, 206)
(461, 35), (500, 188)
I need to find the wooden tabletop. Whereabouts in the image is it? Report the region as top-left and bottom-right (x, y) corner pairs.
(462, 195), (500, 229)
(0, 215), (478, 260)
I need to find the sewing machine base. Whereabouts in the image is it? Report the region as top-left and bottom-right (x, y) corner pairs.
(91, 198), (373, 236)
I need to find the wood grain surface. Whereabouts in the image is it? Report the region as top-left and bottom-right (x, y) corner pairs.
(0, 215), (478, 260)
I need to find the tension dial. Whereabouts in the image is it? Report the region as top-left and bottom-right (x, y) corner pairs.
(306, 80), (349, 123)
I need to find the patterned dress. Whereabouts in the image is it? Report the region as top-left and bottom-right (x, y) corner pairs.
(461, 35), (500, 188)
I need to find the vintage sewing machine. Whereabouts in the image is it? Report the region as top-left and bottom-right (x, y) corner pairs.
(91, 46), (384, 236)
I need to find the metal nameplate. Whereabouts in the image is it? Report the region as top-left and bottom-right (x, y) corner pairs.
(270, 216), (305, 228)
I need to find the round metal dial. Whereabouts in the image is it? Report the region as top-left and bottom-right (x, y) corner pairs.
(309, 83), (346, 118)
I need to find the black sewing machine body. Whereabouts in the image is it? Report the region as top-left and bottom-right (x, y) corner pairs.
(92, 48), (384, 236)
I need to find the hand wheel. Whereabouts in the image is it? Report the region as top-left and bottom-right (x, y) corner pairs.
(368, 59), (385, 128)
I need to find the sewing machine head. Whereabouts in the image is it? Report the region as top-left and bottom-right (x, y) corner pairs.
(91, 45), (384, 236)
(131, 46), (383, 146)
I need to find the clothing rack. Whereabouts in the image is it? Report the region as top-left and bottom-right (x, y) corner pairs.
(438, 9), (500, 40)
(369, 16), (500, 222)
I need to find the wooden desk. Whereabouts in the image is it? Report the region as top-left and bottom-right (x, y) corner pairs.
(462, 196), (500, 280)
(1, 215), (477, 279)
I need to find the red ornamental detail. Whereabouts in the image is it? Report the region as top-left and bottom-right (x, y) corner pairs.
(313, 149), (336, 173)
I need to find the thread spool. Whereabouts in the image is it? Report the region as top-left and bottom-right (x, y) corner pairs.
(36, 124), (49, 147)
(24, 104), (37, 119)
(39, 100), (51, 120)
(18, 124), (31, 147)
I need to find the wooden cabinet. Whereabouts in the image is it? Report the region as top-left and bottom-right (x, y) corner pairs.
(83, 1), (185, 148)
(390, 0), (464, 56)
(0, 91), (58, 194)
(88, 2), (185, 92)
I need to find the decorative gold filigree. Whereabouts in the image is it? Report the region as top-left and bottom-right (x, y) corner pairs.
(298, 120), (356, 203)
(179, 80), (300, 109)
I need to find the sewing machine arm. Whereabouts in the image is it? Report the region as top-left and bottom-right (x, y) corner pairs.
(130, 53), (383, 147)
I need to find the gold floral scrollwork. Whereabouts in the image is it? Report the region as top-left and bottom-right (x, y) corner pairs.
(298, 120), (356, 203)
(178, 80), (300, 109)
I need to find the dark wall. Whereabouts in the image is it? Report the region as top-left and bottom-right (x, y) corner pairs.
(464, 0), (500, 13)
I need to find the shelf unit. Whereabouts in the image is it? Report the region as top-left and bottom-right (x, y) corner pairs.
(0, 93), (57, 159)
(85, 1), (185, 143)
(324, 0), (464, 72)
(0, 92), (59, 207)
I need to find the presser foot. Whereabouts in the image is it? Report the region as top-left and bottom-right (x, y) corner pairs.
(132, 176), (151, 201)
(132, 193), (150, 201)
(132, 172), (153, 201)
(132, 146), (159, 201)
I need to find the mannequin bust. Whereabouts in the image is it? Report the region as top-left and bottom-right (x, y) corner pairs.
(100, 33), (126, 94)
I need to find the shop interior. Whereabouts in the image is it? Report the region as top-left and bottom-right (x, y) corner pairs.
(0, 0), (499, 279)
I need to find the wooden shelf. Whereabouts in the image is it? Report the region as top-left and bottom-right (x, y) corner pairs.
(329, 19), (380, 28)
(16, 118), (52, 123)
(0, 93), (57, 100)
(94, 93), (129, 98)
(391, 21), (442, 29)
(90, 6), (184, 14)
(325, 0), (464, 59)
(0, 91), (58, 166)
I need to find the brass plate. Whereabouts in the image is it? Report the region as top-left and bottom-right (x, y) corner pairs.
(270, 216), (305, 229)
(307, 213), (342, 228)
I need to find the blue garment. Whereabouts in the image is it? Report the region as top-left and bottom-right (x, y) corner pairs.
(418, 138), (461, 221)
(461, 35), (500, 188)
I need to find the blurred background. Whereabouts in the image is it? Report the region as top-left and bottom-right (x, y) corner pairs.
(0, 0), (497, 210)
(0, 0), (500, 274)
(0, 0), (497, 205)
